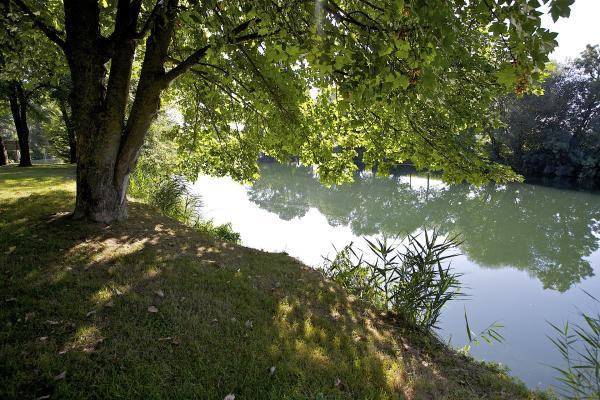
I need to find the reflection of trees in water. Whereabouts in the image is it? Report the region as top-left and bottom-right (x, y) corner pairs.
(247, 164), (600, 292)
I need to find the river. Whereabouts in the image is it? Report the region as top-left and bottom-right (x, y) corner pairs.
(190, 163), (600, 390)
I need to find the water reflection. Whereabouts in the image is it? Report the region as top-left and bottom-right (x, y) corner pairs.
(247, 164), (600, 292)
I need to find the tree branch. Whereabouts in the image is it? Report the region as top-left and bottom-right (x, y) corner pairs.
(163, 44), (210, 83)
(11, 0), (67, 52)
(133, 0), (161, 39)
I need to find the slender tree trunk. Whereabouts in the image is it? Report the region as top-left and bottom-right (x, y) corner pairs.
(58, 98), (77, 163)
(8, 82), (32, 167)
(0, 135), (7, 166)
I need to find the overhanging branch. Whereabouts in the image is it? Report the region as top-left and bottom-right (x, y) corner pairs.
(11, 0), (67, 52)
(163, 45), (211, 83)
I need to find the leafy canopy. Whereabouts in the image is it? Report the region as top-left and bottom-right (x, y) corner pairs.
(6, 0), (572, 184)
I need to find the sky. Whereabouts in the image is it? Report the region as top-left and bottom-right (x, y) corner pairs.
(541, 0), (600, 62)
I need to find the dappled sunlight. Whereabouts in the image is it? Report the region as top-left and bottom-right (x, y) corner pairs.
(66, 325), (105, 354)
(68, 237), (147, 268)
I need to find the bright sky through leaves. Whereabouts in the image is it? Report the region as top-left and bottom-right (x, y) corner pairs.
(542, 0), (600, 61)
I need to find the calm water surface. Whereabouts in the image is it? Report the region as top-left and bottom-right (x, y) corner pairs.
(190, 163), (600, 390)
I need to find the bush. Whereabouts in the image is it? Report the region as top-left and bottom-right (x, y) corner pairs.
(321, 230), (462, 330)
(128, 132), (241, 244)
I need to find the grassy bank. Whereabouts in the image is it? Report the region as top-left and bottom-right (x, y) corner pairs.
(0, 166), (551, 399)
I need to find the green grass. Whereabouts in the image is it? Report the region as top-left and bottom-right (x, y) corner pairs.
(0, 165), (553, 399)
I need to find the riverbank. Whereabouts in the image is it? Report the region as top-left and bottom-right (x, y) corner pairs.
(0, 165), (554, 399)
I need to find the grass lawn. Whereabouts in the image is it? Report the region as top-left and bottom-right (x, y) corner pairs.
(0, 165), (552, 399)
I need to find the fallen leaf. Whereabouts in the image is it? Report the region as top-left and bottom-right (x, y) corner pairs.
(147, 305), (159, 313)
(45, 320), (60, 325)
(35, 395), (50, 400)
(39, 336), (48, 342)
(54, 371), (66, 381)
(105, 301), (115, 308)
(269, 366), (276, 375)
(245, 320), (254, 329)
(211, 318), (218, 324)
(224, 394), (235, 400)
(158, 337), (173, 341)
(5, 297), (17, 302)
(172, 337), (181, 345)
(154, 289), (165, 298)
(4, 246), (16, 255)
(86, 310), (96, 317)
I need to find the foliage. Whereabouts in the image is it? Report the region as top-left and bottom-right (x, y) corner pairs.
(489, 45), (600, 187)
(461, 307), (505, 354)
(548, 291), (600, 399)
(321, 230), (462, 330)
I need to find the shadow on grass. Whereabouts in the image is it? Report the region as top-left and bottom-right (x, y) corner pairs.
(0, 186), (538, 399)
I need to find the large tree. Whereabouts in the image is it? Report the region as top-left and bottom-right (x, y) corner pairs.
(5, 0), (571, 222)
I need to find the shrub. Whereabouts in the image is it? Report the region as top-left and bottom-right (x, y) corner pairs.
(129, 142), (241, 244)
(322, 230), (462, 330)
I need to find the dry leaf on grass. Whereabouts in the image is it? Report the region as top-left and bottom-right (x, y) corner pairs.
(148, 305), (159, 313)
(224, 394), (235, 400)
(154, 289), (165, 297)
(54, 371), (66, 381)
(4, 246), (16, 255)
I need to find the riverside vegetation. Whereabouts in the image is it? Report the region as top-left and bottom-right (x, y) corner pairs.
(0, 165), (558, 399)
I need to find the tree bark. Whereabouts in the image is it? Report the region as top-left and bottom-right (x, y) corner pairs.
(0, 135), (8, 166)
(63, 0), (126, 222)
(8, 82), (32, 167)
(62, 0), (179, 222)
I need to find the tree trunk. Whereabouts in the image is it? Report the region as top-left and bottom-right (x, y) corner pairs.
(0, 135), (7, 166)
(58, 98), (77, 163)
(8, 82), (32, 167)
(63, 0), (177, 222)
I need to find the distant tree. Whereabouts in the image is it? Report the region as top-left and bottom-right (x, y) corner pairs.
(0, 134), (7, 165)
(48, 77), (76, 163)
(1, 5), (67, 167)
(491, 44), (600, 187)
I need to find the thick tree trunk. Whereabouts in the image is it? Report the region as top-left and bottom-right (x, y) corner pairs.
(62, 0), (179, 223)
(8, 82), (32, 167)
(0, 135), (8, 166)
(64, 0), (126, 222)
